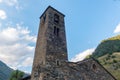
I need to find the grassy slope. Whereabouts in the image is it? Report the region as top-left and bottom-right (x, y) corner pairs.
(98, 53), (120, 80)
(92, 35), (120, 80)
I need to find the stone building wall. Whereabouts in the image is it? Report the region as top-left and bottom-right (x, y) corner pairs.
(30, 6), (116, 80)
(33, 58), (115, 80)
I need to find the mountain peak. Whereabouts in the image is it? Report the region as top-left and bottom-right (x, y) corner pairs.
(0, 60), (13, 80)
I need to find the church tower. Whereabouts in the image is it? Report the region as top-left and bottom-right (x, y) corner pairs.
(31, 6), (68, 80)
(30, 6), (116, 80)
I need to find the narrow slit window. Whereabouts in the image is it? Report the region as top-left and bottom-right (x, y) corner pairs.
(43, 14), (46, 22)
(92, 64), (97, 71)
(57, 28), (59, 36)
(54, 26), (59, 37)
(56, 60), (60, 66)
(54, 26), (56, 34)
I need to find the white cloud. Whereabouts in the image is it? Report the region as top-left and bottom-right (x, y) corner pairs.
(0, 0), (21, 10)
(5, 0), (20, 9)
(0, 10), (7, 19)
(21, 57), (33, 67)
(0, 0), (2, 3)
(114, 23), (120, 33)
(70, 48), (95, 62)
(0, 24), (36, 72)
(0, 23), (2, 27)
(5, 0), (17, 6)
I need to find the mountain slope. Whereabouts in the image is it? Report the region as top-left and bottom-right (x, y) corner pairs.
(92, 35), (120, 80)
(93, 35), (120, 58)
(0, 61), (13, 80)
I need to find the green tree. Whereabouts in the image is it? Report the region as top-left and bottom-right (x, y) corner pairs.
(9, 70), (24, 80)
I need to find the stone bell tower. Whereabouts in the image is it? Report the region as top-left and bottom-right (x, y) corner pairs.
(31, 6), (68, 80)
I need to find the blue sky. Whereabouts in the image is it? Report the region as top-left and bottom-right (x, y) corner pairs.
(0, 0), (120, 73)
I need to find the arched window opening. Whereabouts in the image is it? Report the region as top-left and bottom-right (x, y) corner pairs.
(92, 64), (97, 71)
(54, 14), (59, 24)
(54, 26), (59, 37)
(56, 60), (60, 66)
(34, 72), (38, 77)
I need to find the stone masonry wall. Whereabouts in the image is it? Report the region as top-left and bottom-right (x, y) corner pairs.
(36, 58), (116, 80)
(31, 6), (116, 80)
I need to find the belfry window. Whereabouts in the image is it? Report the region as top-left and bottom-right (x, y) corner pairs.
(43, 14), (46, 22)
(54, 26), (59, 37)
(54, 14), (59, 24)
